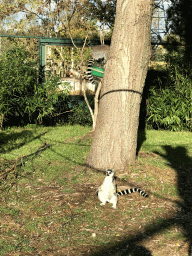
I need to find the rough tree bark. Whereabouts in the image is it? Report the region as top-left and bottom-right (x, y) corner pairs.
(85, 0), (153, 171)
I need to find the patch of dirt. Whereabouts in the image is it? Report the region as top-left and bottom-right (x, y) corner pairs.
(77, 131), (95, 143)
(138, 151), (160, 158)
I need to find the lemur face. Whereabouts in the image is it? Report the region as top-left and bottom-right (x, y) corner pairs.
(106, 169), (114, 176)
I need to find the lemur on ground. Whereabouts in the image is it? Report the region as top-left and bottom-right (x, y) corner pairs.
(96, 169), (148, 209)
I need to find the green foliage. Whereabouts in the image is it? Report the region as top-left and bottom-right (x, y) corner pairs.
(0, 45), (71, 127)
(31, 76), (70, 121)
(0, 0), (104, 39)
(146, 65), (192, 131)
(41, 94), (70, 126)
(87, 0), (116, 29)
(147, 86), (191, 131)
(68, 99), (94, 126)
(145, 36), (192, 131)
(49, 46), (91, 73)
(0, 46), (36, 117)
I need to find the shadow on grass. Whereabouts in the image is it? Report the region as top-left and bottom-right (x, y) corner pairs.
(0, 129), (48, 154)
(48, 129), (146, 168)
(155, 146), (192, 256)
(88, 145), (192, 256)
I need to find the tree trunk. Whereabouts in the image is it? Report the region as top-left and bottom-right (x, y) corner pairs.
(85, 0), (153, 171)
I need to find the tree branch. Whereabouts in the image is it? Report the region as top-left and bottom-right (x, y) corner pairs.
(82, 79), (94, 122)
(92, 81), (102, 131)
(0, 143), (50, 180)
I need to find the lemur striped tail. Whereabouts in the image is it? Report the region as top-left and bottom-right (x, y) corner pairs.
(86, 57), (97, 85)
(117, 188), (148, 198)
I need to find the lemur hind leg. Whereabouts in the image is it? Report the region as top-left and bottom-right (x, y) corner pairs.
(109, 194), (118, 209)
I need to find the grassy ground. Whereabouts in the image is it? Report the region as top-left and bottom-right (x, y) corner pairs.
(0, 124), (192, 256)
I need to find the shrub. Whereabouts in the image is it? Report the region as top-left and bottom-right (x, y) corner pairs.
(68, 97), (94, 126)
(0, 45), (71, 128)
(146, 68), (191, 131)
(145, 40), (192, 131)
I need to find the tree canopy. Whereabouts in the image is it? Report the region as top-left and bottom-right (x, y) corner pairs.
(0, 0), (116, 39)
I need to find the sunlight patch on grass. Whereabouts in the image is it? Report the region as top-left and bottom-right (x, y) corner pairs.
(141, 130), (192, 157)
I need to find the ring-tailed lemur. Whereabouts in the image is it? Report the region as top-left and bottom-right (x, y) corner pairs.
(87, 45), (110, 85)
(96, 169), (148, 209)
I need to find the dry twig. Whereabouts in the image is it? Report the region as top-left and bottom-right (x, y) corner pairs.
(0, 143), (50, 180)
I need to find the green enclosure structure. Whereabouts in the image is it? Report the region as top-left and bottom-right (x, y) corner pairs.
(0, 35), (110, 81)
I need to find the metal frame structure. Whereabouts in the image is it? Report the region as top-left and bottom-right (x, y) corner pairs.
(39, 38), (105, 71)
(0, 35), (105, 80)
(152, 0), (169, 44)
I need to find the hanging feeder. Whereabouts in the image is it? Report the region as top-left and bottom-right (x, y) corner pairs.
(91, 66), (104, 78)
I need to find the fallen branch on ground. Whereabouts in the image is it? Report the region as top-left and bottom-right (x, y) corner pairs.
(0, 143), (50, 180)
